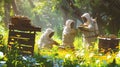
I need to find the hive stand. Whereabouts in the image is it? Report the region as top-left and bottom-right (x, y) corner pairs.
(8, 25), (41, 56)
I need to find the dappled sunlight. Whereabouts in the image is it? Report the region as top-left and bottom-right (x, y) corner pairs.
(33, 31), (120, 67)
(0, 0), (120, 66)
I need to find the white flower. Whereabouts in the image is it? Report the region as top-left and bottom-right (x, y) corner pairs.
(22, 56), (27, 60)
(80, 62), (84, 65)
(89, 52), (94, 57)
(107, 55), (111, 59)
(0, 51), (4, 59)
(96, 60), (100, 64)
(65, 54), (71, 58)
(116, 51), (120, 58)
(75, 50), (84, 57)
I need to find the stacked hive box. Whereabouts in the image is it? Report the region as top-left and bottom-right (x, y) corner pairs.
(8, 15), (41, 56)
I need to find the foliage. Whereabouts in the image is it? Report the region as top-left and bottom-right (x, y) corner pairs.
(6, 42), (40, 67)
(0, 0), (120, 67)
(15, 0), (35, 24)
(0, 23), (7, 53)
(32, 0), (63, 31)
(0, 28), (119, 67)
(1, 0), (120, 35)
(0, 1), (4, 17)
(57, 0), (120, 34)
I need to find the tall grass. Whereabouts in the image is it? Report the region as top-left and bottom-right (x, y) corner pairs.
(0, 23), (120, 67)
(0, 23), (8, 53)
(34, 30), (120, 67)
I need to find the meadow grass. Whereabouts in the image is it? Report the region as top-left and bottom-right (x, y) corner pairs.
(0, 24), (120, 67)
(34, 32), (120, 67)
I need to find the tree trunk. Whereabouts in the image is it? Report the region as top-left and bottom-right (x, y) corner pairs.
(11, 0), (20, 15)
(28, 0), (42, 27)
(4, 2), (11, 27)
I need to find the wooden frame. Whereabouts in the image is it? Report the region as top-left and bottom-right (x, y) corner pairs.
(8, 25), (41, 56)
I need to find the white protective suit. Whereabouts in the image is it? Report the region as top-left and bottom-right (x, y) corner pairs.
(38, 28), (58, 49)
(79, 13), (99, 48)
(62, 19), (76, 48)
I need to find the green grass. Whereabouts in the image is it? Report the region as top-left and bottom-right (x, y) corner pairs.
(34, 32), (120, 67)
(0, 23), (120, 67)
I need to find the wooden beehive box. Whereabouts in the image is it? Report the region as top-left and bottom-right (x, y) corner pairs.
(11, 15), (31, 26)
(8, 15), (41, 56)
(98, 35), (120, 53)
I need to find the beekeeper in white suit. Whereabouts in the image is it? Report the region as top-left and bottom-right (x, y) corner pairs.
(38, 28), (59, 49)
(62, 19), (76, 49)
(79, 13), (99, 49)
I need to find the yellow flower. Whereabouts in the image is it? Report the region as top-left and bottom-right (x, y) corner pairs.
(107, 55), (111, 59)
(100, 56), (106, 60)
(99, 48), (105, 53)
(108, 48), (111, 51)
(116, 46), (119, 48)
(89, 52), (94, 58)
